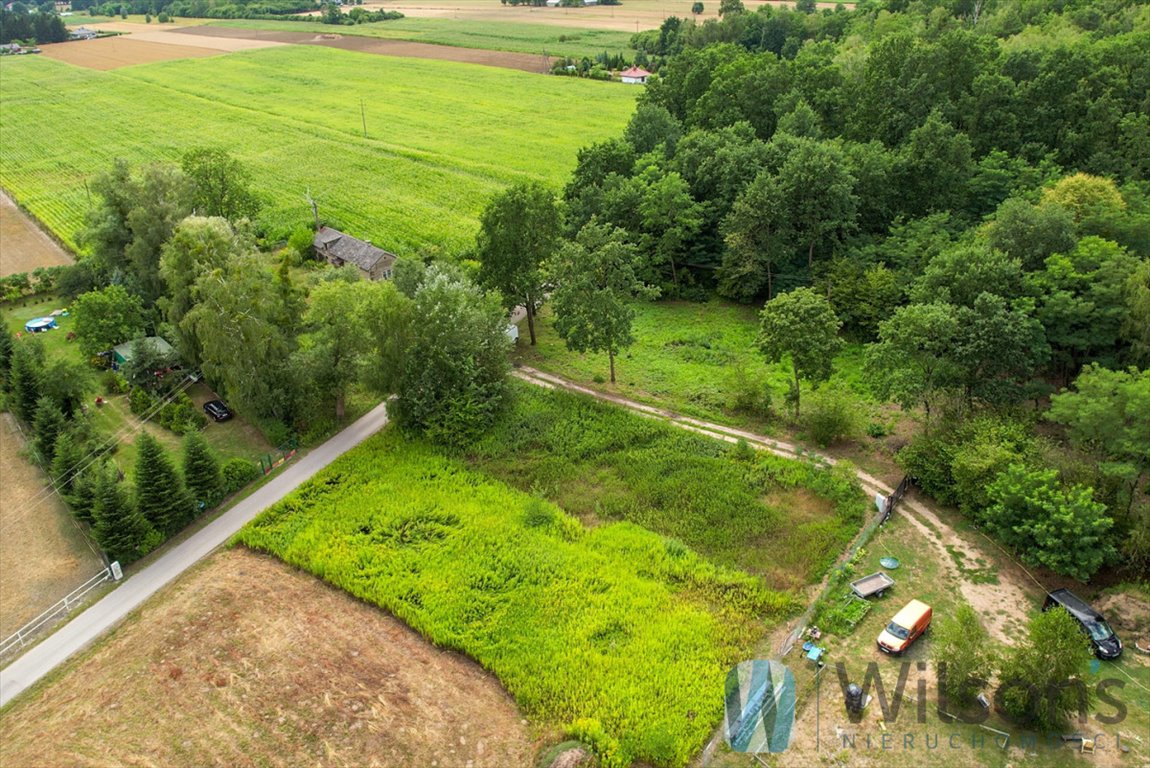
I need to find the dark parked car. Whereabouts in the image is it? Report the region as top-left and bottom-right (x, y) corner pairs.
(1043, 588), (1122, 659)
(203, 399), (233, 422)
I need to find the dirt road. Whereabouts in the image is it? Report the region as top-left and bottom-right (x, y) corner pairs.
(0, 401), (391, 708)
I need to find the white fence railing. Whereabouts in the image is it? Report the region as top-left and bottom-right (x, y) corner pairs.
(0, 562), (121, 658)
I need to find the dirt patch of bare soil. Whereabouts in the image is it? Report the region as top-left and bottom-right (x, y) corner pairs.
(0, 413), (105, 637)
(0, 547), (536, 768)
(1097, 592), (1150, 661)
(174, 25), (554, 73)
(0, 192), (74, 277)
(896, 493), (1036, 645)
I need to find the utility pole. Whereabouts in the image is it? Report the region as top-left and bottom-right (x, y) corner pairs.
(305, 188), (320, 231)
(360, 99), (367, 138)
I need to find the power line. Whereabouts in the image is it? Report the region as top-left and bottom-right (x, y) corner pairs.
(0, 375), (198, 536)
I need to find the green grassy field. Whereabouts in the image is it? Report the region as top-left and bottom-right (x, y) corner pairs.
(467, 384), (868, 591)
(237, 428), (795, 768)
(515, 300), (873, 431)
(214, 17), (638, 59)
(0, 46), (636, 253)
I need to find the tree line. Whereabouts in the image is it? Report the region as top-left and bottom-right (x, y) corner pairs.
(0, 6), (68, 45)
(539, 0), (1149, 582)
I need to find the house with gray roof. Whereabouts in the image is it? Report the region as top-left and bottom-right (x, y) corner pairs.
(313, 227), (397, 281)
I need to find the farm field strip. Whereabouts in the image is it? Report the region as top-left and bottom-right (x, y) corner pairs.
(207, 17), (639, 59)
(0, 46), (636, 253)
(39, 36), (225, 70)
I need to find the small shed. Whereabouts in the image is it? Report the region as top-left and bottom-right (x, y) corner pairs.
(619, 66), (653, 85)
(110, 336), (175, 370)
(313, 226), (397, 281)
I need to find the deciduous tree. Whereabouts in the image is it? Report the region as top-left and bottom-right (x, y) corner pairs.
(71, 284), (145, 358)
(866, 303), (961, 431)
(182, 252), (297, 423)
(984, 464), (1114, 580)
(933, 603), (995, 708)
(952, 293), (1049, 405)
(181, 147), (261, 222)
(1123, 260), (1150, 366)
(637, 168), (703, 293)
(1047, 365), (1150, 510)
(475, 182), (561, 346)
(719, 171), (793, 301)
(775, 138), (857, 268)
(997, 608), (1094, 730)
(159, 216), (249, 364)
(392, 266), (510, 447)
(1029, 237), (1140, 379)
(125, 164), (193, 303)
(757, 287), (843, 419)
(297, 279), (401, 419)
(984, 197), (1077, 272)
(548, 220), (659, 383)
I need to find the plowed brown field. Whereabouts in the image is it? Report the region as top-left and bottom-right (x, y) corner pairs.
(0, 547), (538, 768)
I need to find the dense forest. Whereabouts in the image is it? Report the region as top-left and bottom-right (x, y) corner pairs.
(567, 0), (1149, 581)
(0, 6), (68, 44)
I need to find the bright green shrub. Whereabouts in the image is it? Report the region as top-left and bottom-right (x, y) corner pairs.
(101, 370), (127, 395)
(128, 386), (154, 416)
(237, 429), (795, 768)
(801, 389), (859, 447)
(221, 457), (260, 493)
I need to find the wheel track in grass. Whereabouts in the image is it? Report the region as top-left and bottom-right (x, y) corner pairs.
(512, 365), (1037, 646)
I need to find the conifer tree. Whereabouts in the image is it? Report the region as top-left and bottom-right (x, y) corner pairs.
(68, 463), (99, 523)
(182, 431), (223, 509)
(51, 430), (87, 496)
(32, 396), (66, 463)
(0, 326), (13, 386)
(7, 342), (44, 424)
(92, 462), (155, 564)
(134, 432), (194, 536)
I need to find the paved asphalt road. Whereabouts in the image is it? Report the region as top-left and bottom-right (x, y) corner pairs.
(0, 401), (391, 708)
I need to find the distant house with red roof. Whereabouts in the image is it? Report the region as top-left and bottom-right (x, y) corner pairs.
(619, 66), (652, 85)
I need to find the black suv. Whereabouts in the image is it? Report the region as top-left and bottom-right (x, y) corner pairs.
(1043, 589), (1122, 659)
(203, 399), (233, 422)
